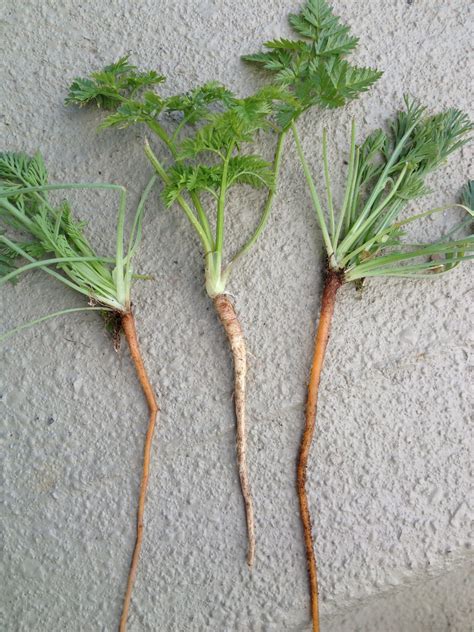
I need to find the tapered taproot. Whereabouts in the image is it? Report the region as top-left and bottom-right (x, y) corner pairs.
(213, 294), (255, 567)
(297, 269), (343, 632)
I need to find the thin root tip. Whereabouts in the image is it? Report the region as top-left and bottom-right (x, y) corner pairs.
(246, 551), (255, 569)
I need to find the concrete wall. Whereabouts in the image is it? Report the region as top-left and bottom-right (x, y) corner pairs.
(1, 1), (472, 630)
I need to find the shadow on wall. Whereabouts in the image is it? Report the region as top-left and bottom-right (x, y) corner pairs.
(321, 562), (471, 632)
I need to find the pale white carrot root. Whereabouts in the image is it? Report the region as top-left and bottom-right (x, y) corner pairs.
(213, 293), (255, 567)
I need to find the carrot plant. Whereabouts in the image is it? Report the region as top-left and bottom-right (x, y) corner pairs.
(0, 152), (158, 631)
(243, 0), (389, 626)
(292, 100), (472, 630)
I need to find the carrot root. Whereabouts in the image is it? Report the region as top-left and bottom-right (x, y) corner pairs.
(297, 269), (342, 632)
(213, 293), (255, 567)
(119, 311), (159, 632)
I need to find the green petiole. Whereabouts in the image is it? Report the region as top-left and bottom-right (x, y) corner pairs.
(291, 121), (336, 267)
(229, 130), (287, 270)
(0, 307), (110, 343)
(144, 139), (213, 252)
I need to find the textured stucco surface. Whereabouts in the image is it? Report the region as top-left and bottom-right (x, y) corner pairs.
(1, 1), (472, 631)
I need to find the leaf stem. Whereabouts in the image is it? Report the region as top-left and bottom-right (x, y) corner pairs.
(291, 121), (335, 266)
(338, 164), (408, 258)
(333, 119), (357, 248)
(347, 237), (473, 272)
(0, 307), (109, 343)
(0, 236), (123, 309)
(146, 119), (177, 157)
(0, 237), (89, 296)
(190, 192), (215, 249)
(115, 187), (128, 307)
(345, 149), (360, 231)
(124, 175), (157, 291)
(336, 116), (422, 258)
(147, 121), (215, 237)
(171, 111), (195, 144)
(0, 199), (36, 233)
(322, 129), (335, 240)
(0, 182), (127, 197)
(339, 203), (472, 270)
(229, 131), (287, 270)
(146, 119), (216, 245)
(0, 254), (115, 287)
(144, 140), (213, 252)
(216, 144), (234, 257)
(347, 256), (473, 280)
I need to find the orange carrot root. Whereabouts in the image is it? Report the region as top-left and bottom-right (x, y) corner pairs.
(119, 311), (159, 632)
(297, 270), (342, 632)
(213, 294), (255, 567)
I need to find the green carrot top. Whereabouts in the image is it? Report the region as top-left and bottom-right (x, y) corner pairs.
(0, 151), (155, 339)
(290, 97), (473, 281)
(242, 0), (382, 129)
(66, 55), (295, 296)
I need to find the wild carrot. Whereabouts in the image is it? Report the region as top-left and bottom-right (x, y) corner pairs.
(292, 100), (472, 631)
(0, 152), (158, 631)
(243, 0), (384, 627)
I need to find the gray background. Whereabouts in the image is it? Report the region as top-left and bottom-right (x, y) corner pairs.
(1, 1), (472, 631)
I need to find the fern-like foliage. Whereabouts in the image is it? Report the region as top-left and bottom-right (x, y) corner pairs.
(346, 100), (473, 254)
(291, 97), (473, 281)
(0, 152), (54, 244)
(163, 89), (280, 207)
(166, 82), (236, 123)
(0, 152), (137, 311)
(0, 239), (18, 279)
(163, 155), (274, 206)
(390, 106), (473, 178)
(353, 99), (473, 218)
(0, 152), (97, 263)
(243, 0), (382, 125)
(66, 58), (292, 295)
(65, 55), (166, 110)
(0, 151), (49, 189)
(66, 56), (242, 138)
(178, 88), (284, 158)
(98, 93), (166, 130)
